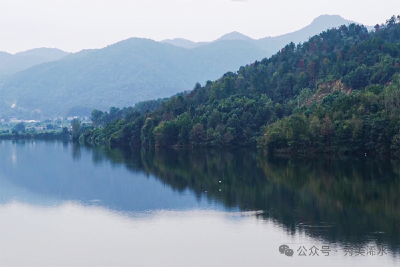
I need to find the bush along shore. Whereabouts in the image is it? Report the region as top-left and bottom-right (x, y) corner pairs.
(0, 128), (70, 140)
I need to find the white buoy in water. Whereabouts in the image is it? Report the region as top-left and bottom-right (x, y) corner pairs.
(219, 181), (221, 183)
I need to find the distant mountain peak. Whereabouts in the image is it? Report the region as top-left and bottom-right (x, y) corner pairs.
(161, 38), (194, 43)
(165, 38), (191, 42)
(0, 48), (69, 77)
(161, 38), (203, 49)
(312, 14), (344, 21)
(161, 32), (254, 49)
(310, 14), (357, 27)
(14, 48), (69, 60)
(216, 31), (253, 41)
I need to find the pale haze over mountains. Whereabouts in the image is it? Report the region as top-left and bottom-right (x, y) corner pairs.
(0, 48), (68, 77)
(0, 15), (372, 119)
(162, 15), (373, 51)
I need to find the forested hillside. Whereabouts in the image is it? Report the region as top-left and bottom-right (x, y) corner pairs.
(80, 16), (400, 155)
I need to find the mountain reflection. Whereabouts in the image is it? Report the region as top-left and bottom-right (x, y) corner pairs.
(92, 146), (400, 250)
(0, 140), (399, 253)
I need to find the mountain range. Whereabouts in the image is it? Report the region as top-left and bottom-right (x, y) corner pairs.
(0, 15), (372, 119)
(162, 15), (373, 52)
(0, 48), (68, 78)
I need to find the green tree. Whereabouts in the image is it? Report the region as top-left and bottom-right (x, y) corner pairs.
(15, 122), (25, 133)
(71, 119), (81, 141)
(191, 123), (206, 144)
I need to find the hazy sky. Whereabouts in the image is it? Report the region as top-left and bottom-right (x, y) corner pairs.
(1, 0), (399, 54)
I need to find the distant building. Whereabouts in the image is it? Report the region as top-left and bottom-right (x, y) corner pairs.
(9, 118), (21, 123)
(0, 119), (4, 123)
(67, 117), (73, 121)
(9, 118), (39, 124)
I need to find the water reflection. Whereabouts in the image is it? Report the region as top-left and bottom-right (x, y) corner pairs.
(89, 146), (400, 252)
(0, 140), (399, 260)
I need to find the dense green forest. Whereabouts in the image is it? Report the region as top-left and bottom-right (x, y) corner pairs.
(79, 16), (400, 155)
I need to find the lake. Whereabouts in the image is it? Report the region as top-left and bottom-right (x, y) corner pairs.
(0, 140), (399, 267)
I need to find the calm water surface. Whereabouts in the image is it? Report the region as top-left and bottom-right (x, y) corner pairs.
(0, 140), (399, 267)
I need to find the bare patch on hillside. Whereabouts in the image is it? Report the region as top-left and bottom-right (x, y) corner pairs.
(306, 80), (352, 105)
